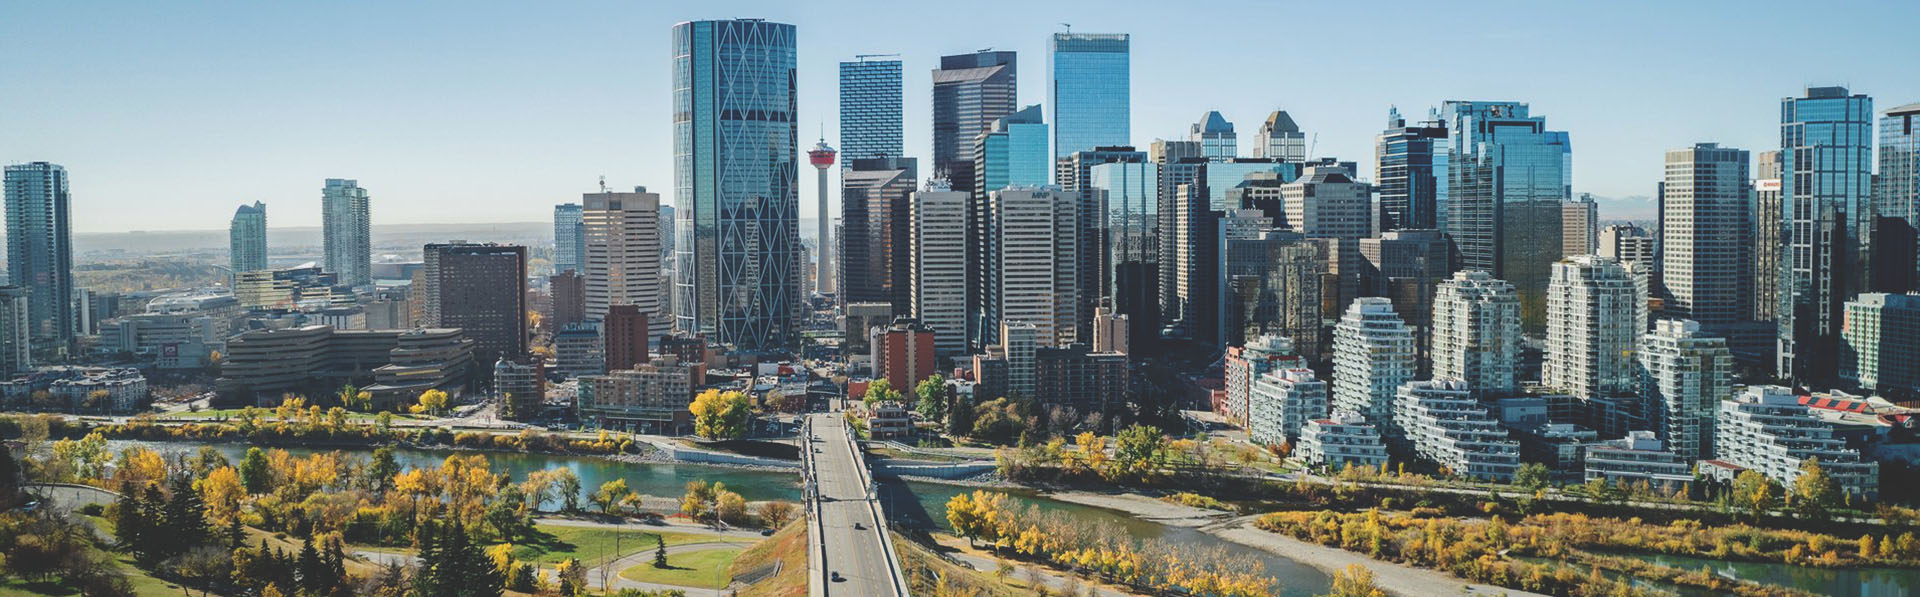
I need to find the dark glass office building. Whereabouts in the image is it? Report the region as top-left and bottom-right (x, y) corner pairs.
(1778, 86), (1873, 383)
(2, 162), (73, 356)
(839, 58), (903, 163)
(1375, 107), (1449, 232)
(1440, 100), (1571, 331)
(932, 51), (1016, 194)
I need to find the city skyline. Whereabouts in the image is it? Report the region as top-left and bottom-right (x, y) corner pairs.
(3, 1), (1916, 233)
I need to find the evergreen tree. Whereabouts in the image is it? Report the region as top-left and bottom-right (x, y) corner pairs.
(368, 446), (400, 492)
(298, 537), (326, 596)
(161, 474), (212, 555)
(413, 522), (503, 597)
(225, 516), (246, 551)
(239, 447), (272, 494)
(136, 483), (167, 564)
(112, 480), (148, 554)
(653, 534), (667, 568)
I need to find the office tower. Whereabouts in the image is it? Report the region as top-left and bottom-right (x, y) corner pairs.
(910, 181), (968, 357)
(1253, 110), (1306, 162)
(228, 201), (268, 274)
(3, 162), (74, 355)
(1882, 103), (1920, 283)
(1562, 195), (1596, 257)
(1151, 140), (1203, 321)
(981, 187), (1077, 348)
(1282, 164), (1373, 240)
(1779, 86), (1873, 383)
(1223, 228), (1325, 356)
(549, 270), (586, 329)
(1543, 256), (1641, 397)
(1375, 108), (1449, 231)
(1360, 230), (1454, 367)
(1717, 386), (1879, 499)
(671, 19), (799, 351)
(1598, 224), (1656, 267)
(968, 106), (1049, 349)
(1331, 298), (1416, 431)
(839, 157), (917, 311)
(423, 243), (527, 367)
(554, 203), (584, 274)
(1091, 306), (1129, 354)
(932, 50), (1017, 193)
(839, 57), (903, 162)
(603, 304), (650, 372)
(1840, 293), (1920, 396)
(1640, 319), (1732, 461)
(807, 141), (836, 297)
(1430, 270), (1521, 395)
(1661, 143), (1752, 330)
(1211, 209), (1275, 345)
(1191, 111), (1237, 159)
(0, 287), (28, 376)
(1049, 32), (1130, 162)
(1395, 378), (1522, 482)
(1000, 321), (1038, 398)
(1440, 101), (1571, 330)
(1061, 147), (1149, 342)
(582, 188), (663, 322)
(321, 178), (372, 287)
(1249, 368), (1328, 445)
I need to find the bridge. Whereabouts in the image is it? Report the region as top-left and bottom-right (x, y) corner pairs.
(801, 413), (910, 596)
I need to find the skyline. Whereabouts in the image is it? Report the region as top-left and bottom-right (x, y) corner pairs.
(3, 0), (1918, 233)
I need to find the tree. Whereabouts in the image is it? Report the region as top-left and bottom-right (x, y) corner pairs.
(1732, 470), (1779, 522)
(1793, 458), (1839, 521)
(715, 490), (748, 526)
(1514, 463), (1551, 491)
(688, 389), (752, 439)
(756, 501), (796, 528)
(914, 375), (949, 421)
(239, 447), (272, 494)
(1327, 563), (1387, 597)
(591, 479), (632, 515)
(367, 446), (400, 492)
(863, 378), (901, 408)
(653, 535), (668, 568)
(946, 393), (976, 437)
(554, 558), (586, 597)
(680, 480), (717, 521)
(197, 466), (245, 526)
(1109, 424), (1166, 482)
(112, 481), (150, 555)
(339, 384), (373, 412)
(554, 468), (582, 512)
(411, 389), (451, 416)
(413, 522), (504, 597)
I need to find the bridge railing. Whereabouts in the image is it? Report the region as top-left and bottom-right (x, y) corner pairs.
(840, 417), (911, 596)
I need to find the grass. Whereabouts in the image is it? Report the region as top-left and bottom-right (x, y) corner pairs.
(893, 533), (1032, 597)
(509, 524), (713, 565)
(619, 547), (743, 589)
(730, 520), (808, 597)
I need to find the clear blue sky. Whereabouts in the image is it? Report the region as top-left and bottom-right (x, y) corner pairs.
(3, 0), (1915, 233)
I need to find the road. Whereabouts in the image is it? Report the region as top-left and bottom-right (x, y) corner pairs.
(805, 413), (908, 596)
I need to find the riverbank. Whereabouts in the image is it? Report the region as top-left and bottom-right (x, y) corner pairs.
(1044, 491), (1226, 528)
(1207, 516), (1549, 597)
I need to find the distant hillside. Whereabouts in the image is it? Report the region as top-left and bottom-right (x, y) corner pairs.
(1590, 194), (1656, 221)
(74, 221), (552, 257)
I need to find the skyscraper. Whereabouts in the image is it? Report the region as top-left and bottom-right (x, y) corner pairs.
(969, 106), (1049, 350)
(424, 242), (528, 367)
(1544, 256), (1642, 398)
(321, 178), (371, 287)
(1360, 229), (1455, 368)
(553, 203), (584, 274)
(1191, 111), (1237, 159)
(840, 157), (917, 311)
(1440, 101), (1571, 330)
(838, 57), (904, 162)
(1841, 293), (1920, 396)
(1061, 147), (1148, 343)
(582, 188), (663, 321)
(671, 19), (799, 351)
(1087, 156), (1160, 345)
(1331, 298), (1416, 434)
(981, 187), (1077, 348)
(1049, 32), (1130, 162)
(1562, 195), (1596, 257)
(0, 287), (28, 376)
(1779, 86), (1872, 383)
(1253, 110), (1306, 162)
(1661, 143), (1752, 331)
(3, 162), (74, 355)
(932, 50), (1017, 193)
(1880, 103), (1920, 280)
(230, 201), (268, 274)
(1430, 270), (1521, 395)
(910, 181), (969, 357)
(1641, 318), (1732, 461)
(1753, 151), (1785, 326)
(1282, 164), (1373, 240)
(1376, 108), (1449, 232)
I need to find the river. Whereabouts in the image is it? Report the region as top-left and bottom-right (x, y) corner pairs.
(1624, 552), (1920, 597)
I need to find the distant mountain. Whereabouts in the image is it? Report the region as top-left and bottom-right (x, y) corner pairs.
(1589, 194), (1655, 221)
(74, 221), (551, 258)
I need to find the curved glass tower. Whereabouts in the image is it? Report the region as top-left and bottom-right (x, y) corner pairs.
(672, 19), (800, 351)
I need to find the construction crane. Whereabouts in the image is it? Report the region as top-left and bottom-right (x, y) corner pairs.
(854, 53), (900, 61)
(1059, 22), (1071, 32)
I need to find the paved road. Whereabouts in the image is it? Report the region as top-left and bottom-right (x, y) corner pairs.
(806, 413), (907, 596)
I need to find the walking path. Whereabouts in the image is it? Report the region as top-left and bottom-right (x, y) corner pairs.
(1205, 516), (1550, 597)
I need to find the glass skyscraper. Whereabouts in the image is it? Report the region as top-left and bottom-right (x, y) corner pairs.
(1881, 103), (1920, 276)
(553, 203), (583, 274)
(968, 105), (1048, 350)
(321, 178), (371, 287)
(230, 201), (268, 274)
(3, 162), (73, 355)
(1049, 32), (1130, 164)
(1778, 86), (1872, 383)
(1191, 111), (1237, 159)
(1440, 100), (1571, 330)
(671, 19), (800, 351)
(932, 51), (1017, 195)
(1376, 107), (1449, 232)
(838, 58), (903, 163)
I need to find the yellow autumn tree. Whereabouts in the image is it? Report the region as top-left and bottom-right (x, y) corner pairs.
(688, 389), (751, 439)
(411, 388), (451, 416)
(198, 466), (246, 525)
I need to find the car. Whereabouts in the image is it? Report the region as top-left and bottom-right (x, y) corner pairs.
(853, 522), (865, 530)
(830, 571), (845, 582)
(761, 529), (775, 536)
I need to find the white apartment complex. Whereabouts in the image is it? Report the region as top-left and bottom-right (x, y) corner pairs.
(1544, 255), (1643, 397)
(1429, 270), (1521, 395)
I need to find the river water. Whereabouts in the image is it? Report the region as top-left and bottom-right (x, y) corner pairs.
(1625, 552), (1920, 597)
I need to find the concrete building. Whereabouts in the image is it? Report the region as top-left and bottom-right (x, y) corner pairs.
(868, 400), (913, 438)
(1223, 334), (1304, 428)
(96, 289), (242, 369)
(218, 326), (474, 408)
(1031, 344), (1128, 416)
(603, 305), (650, 373)
(550, 270), (586, 329)
(873, 318), (937, 393)
(1191, 111), (1236, 159)
(4, 162), (74, 355)
(235, 265), (350, 311)
(1661, 143), (1753, 330)
(582, 188), (663, 321)
(1716, 385), (1878, 499)
(1753, 152), (1785, 326)
(321, 179), (372, 287)
(1298, 410), (1389, 472)
(1598, 224), (1656, 268)
(1396, 378), (1522, 482)
(1430, 270), (1521, 395)
(493, 358), (545, 418)
(1562, 196), (1597, 257)
(551, 325), (603, 379)
(1248, 368), (1328, 446)
(844, 302), (894, 363)
(1283, 164), (1374, 241)
(1360, 229), (1455, 367)
(1331, 298), (1417, 433)
(909, 181), (969, 357)
(982, 187), (1077, 348)
(1091, 306), (1129, 355)
(1840, 292), (1920, 396)
(1544, 256), (1643, 397)
(0, 287), (28, 376)
(1583, 431), (1692, 491)
(230, 201), (268, 274)
(1640, 319), (1733, 461)
(423, 243), (527, 367)
(1253, 110), (1306, 162)
(578, 355), (698, 435)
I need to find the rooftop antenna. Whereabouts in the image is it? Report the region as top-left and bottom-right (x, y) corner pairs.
(855, 53), (900, 61)
(1060, 22), (1071, 32)
(598, 176), (607, 193)
(1308, 133), (1319, 160)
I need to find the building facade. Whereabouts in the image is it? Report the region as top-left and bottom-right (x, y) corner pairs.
(1331, 298), (1417, 432)
(1716, 385), (1879, 499)
(1396, 378), (1522, 482)
(1430, 270), (1522, 395)
(931, 50), (1017, 194)
(321, 178), (371, 287)
(1249, 367), (1328, 446)
(981, 187), (1077, 348)
(424, 243), (528, 367)
(1298, 411), (1389, 472)
(1840, 292), (1920, 396)
(1544, 256), (1642, 397)
(838, 57), (904, 163)
(1661, 143), (1752, 330)
(1375, 108), (1448, 231)
(1048, 32), (1130, 162)
(840, 157), (918, 311)
(4, 162), (74, 355)
(909, 182), (968, 357)
(578, 356), (698, 435)
(0, 288), (28, 376)
(230, 201), (268, 274)
(1639, 319), (1733, 461)
(1254, 110), (1306, 162)
(1440, 101), (1571, 331)
(1779, 87), (1873, 384)
(554, 203), (584, 274)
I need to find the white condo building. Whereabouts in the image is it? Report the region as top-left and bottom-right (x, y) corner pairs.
(1430, 270), (1521, 395)
(1583, 431), (1692, 490)
(1396, 378), (1522, 482)
(1298, 410), (1388, 472)
(1331, 298), (1417, 433)
(910, 182), (970, 357)
(1639, 319), (1733, 461)
(1248, 367), (1328, 446)
(1544, 255), (1643, 397)
(1715, 385), (1878, 499)
(582, 188), (663, 321)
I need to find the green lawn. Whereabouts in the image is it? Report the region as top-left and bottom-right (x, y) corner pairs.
(509, 524), (715, 565)
(0, 553), (187, 597)
(619, 547), (743, 589)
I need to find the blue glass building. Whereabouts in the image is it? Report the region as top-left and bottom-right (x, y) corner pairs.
(1049, 33), (1130, 165)
(1440, 100), (1571, 330)
(1778, 86), (1873, 382)
(932, 51), (1017, 195)
(1192, 111), (1237, 159)
(1879, 103), (1920, 278)
(1375, 107), (1449, 232)
(553, 203), (584, 274)
(838, 58), (903, 163)
(671, 19), (800, 351)
(968, 105), (1049, 350)
(3, 162), (73, 355)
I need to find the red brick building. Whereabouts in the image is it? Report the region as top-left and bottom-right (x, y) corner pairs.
(603, 305), (649, 372)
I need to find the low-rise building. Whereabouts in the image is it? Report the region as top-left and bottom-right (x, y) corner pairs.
(1297, 410), (1388, 472)
(869, 400), (912, 438)
(1584, 431), (1692, 491)
(577, 355), (698, 435)
(873, 318), (938, 393)
(1223, 334), (1304, 427)
(1716, 385), (1879, 499)
(1396, 378), (1522, 481)
(96, 289), (243, 369)
(553, 324), (604, 379)
(0, 367), (149, 412)
(219, 325), (474, 408)
(1248, 368), (1327, 446)
(493, 358), (545, 418)
(1031, 344), (1129, 416)
(1508, 422), (1600, 480)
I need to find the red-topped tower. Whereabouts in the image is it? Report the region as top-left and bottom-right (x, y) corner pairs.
(808, 139), (837, 296)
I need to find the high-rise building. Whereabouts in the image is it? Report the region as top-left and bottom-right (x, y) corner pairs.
(910, 181), (968, 357)
(1360, 230), (1454, 366)
(1223, 334), (1304, 426)
(1840, 293), (1920, 396)
(1375, 108), (1449, 231)
(603, 304), (650, 372)
(582, 188), (662, 322)
(423, 242), (527, 367)
(1880, 103), (1920, 281)
(1544, 256), (1642, 397)
(1086, 154), (1159, 345)
(840, 157), (918, 311)
(1191, 111), (1237, 159)
(1282, 164), (1373, 240)
(873, 318), (937, 392)
(808, 141), (836, 296)
(549, 270), (586, 329)
(321, 178), (372, 287)
(1598, 224), (1656, 268)
(1640, 319), (1732, 461)
(1253, 110), (1306, 162)
(1060, 147), (1149, 343)
(932, 50), (1017, 193)
(1395, 378), (1522, 482)
(1562, 195), (1597, 257)
(0, 287), (29, 376)
(980, 187), (1077, 348)
(1753, 151), (1785, 327)
(1049, 32), (1130, 163)
(1091, 306), (1129, 355)
(1779, 86), (1873, 384)
(1717, 386), (1878, 499)
(839, 57), (904, 162)
(553, 203), (584, 274)
(1151, 140), (1203, 322)
(969, 107), (1050, 349)
(1440, 101), (1571, 331)
(1430, 270), (1521, 395)
(4, 162), (74, 355)
(1298, 411), (1389, 471)
(1661, 143), (1752, 330)
(671, 19), (799, 351)
(1222, 227), (1325, 356)
(1330, 298), (1416, 433)
(229, 201), (268, 274)
(1249, 368), (1328, 446)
